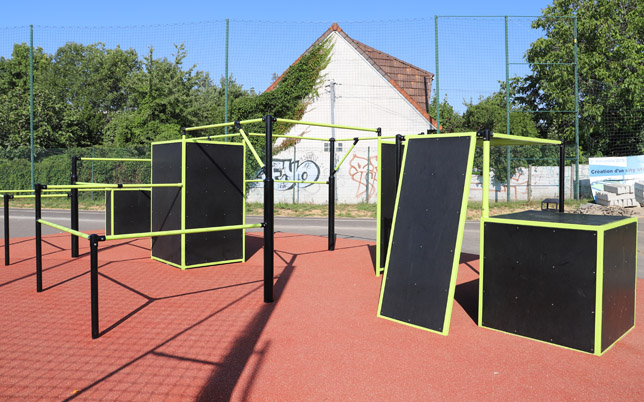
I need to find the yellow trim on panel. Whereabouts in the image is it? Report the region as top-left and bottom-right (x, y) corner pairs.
(598, 324), (636, 356)
(483, 217), (618, 232)
(184, 258), (245, 269)
(376, 137), (410, 318)
(479, 324), (598, 356)
(594, 229), (604, 355)
(110, 190), (115, 235)
(442, 133), (477, 334)
(376, 314), (448, 336)
(151, 255), (183, 269)
(181, 138), (187, 270)
(375, 135), (382, 276)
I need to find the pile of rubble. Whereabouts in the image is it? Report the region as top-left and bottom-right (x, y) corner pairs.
(595, 183), (642, 207)
(573, 203), (639, 216)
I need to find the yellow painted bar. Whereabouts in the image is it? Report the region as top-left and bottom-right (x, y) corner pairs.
(238, 128), (265, 168)
(37, 219), (90, 240)
(275, 118), (378, 132)
(105, 223), (263, 241)
(192, 133), (241, 141)
(334, 142), (358, 172)
(246, 179), (327, 184)
(248, 133), (330, 142)
(46, 183), (182, 189)
(335, 135), (398, 141)
(79, 157), (152, 162)
(185, 118), (264, 132)
(11, 194), (69, 199)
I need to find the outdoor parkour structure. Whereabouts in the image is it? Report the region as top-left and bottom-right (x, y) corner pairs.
(1, 117), (637, 356)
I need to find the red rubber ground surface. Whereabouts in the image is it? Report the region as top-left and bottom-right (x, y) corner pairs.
(1, 232), (643, 401)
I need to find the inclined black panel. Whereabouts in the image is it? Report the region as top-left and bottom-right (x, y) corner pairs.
(112, 190), (151, 235)
(184, 143), (244, 266)
(379, 136), (471, 332)
(602, 223), (637, 352)
(151, 142), (182, 265)
(379, 143), (403, 269)
(492, 210), (628, 226)
(482, 223), (597, 353)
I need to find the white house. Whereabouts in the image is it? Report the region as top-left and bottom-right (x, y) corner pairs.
(248, 23), (437, 204)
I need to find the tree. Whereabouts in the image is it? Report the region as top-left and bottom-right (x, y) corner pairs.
(428, 95), (464, 133)
(462, 87), (549, 183)
(517, 0), (644, 156)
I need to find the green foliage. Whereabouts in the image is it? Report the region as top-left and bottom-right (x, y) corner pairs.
(230, 39), (333, 176)
(428, 95), (465, 133)
(0, 41), (251, 149)
(517, 0), (644, 156)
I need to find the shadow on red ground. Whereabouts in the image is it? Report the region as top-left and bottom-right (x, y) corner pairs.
(1, 232), (643, 401)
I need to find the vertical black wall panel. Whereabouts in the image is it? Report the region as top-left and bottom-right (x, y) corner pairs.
(379, 136), (472, 332)
(184, 143), (244, 266)
(602, 223), (637, 352)
(379, 143), (400, 269)
(105, 191), (112, 236)
(482, 223), (597, 353)
(111, 190), (151, 235)
(151, 142), (182, 265)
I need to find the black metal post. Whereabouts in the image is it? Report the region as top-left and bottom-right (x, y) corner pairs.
(35, 184), (43, 292)
(4, 193), (12, 266)
(89, 234), (100, 339)
(395, 134), (404, 187)
(71, 156), (79, 257)
(559, 142), (565, 212)
(264, 115), (275, 303)
(328, 137), (336, 251)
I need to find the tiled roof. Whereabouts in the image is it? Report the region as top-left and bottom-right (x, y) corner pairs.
(267, 23), (438, 129)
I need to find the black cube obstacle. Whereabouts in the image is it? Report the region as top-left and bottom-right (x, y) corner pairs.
(151, 139), (245, 269)
(378, 134), (476, 335)
(105, 189), (151, 236)
(480, 210), (637, 355)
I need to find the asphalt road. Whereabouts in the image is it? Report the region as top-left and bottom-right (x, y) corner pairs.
(2, 208), (642, 278)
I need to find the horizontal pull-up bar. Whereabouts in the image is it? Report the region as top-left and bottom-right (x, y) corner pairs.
(191, 133), (241, 141)
(275, 118), (378, 133)
(248, 133), (330, 142)
(38, 219), (90, 240)
(47, 183), (182, 190)
(335, 135), (396, 141)
(245, 179), (327, 184)
(79, 157), (151, 162)
(104, 223), (263, 241)
(11, 194), (70, 199)
(185, 118), (264, 132)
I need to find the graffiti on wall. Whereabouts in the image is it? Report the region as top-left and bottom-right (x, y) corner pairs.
(348, 153), (378, 200)
(253, 157), (321, 191)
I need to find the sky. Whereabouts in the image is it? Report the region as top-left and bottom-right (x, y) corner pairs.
(1, 0), (553, 28)
(1, 0), (558, 114)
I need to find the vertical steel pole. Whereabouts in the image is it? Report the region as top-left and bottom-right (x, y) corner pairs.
(30, 25), (35, 190)
(71, 156), (79, 257)
(224, 18), (230, 137)
(505, 16), (511, 203)
(434, 15), (440, 134)
(573, 16), (580, 199)
(4, 194), (11, 266)
(89, 234), (100, 339)
(328, 138), (336, 251)
(35, 184), (43, 292)
(559, 142), (565, 212)
(264, 115), (274, 303)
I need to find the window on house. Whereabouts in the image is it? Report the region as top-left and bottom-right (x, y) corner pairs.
(324, 142), (343, 152)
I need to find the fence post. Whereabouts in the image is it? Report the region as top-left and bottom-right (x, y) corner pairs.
(365, 146), (370, 203)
